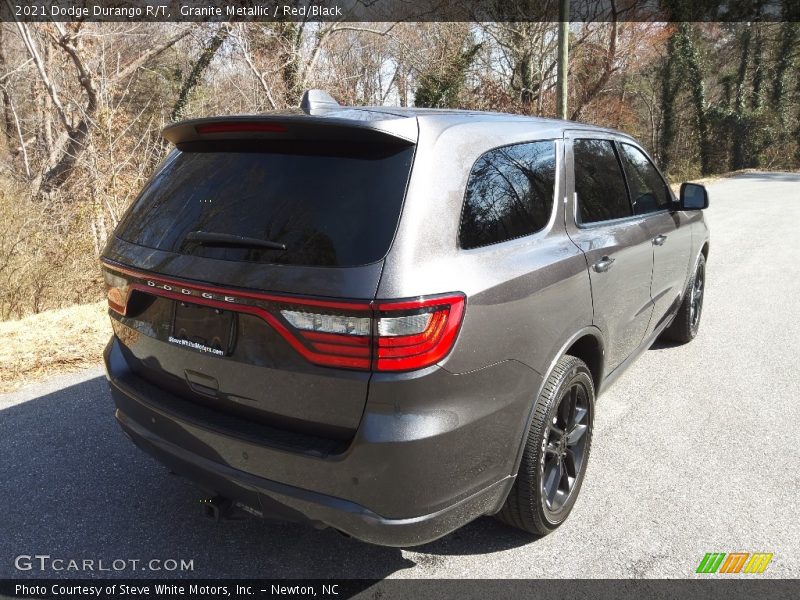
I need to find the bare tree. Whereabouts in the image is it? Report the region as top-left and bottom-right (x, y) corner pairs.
(12, 20), (192, 195)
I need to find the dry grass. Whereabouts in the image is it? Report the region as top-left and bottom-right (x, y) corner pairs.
(0, 302), (110, 393)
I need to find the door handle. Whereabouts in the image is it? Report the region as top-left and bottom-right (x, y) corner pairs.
(593, 256), (616, 273)
(652, 234), (668, 246)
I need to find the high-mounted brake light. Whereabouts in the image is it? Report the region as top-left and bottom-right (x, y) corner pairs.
(195, 122), (288, 135)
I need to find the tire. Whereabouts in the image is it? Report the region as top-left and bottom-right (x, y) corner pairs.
(662, 253), (706, 344)
(496, 355), (595, 536)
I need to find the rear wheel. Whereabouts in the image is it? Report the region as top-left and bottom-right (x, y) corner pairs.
(662, 253), (706, 343)
(496, 355), (594, 535)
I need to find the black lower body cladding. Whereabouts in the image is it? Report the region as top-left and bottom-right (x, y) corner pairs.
(104, 338), (543, 546)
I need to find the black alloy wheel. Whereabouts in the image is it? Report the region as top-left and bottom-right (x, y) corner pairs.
(496, 355), (595, 535)
(540, 380), (591, 518)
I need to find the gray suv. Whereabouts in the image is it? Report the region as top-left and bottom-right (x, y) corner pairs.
(101, 91), (709, 546)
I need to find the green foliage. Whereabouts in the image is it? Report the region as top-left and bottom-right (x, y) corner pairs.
(660, 23), (712, 176)
(675, 24), (711, 175)
(414, 42), (483, 108)
(660, 16), (799, 177)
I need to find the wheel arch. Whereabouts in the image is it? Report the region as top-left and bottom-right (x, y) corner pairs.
(505, 326), (604, 489)
(543, 326), (606, 401)
(563, 333), (604, 392)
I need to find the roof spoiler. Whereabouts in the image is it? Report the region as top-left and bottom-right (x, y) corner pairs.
(300, 89), (340, 115)
(163, 115), (418, 147)
(163, 90), (418, 145)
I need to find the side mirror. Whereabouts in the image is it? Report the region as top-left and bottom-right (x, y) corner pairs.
(680, 183), (709, 210)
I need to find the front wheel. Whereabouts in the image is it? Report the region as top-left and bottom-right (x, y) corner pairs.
(496, 355), (595, 536)
(662, 253), (706, 344)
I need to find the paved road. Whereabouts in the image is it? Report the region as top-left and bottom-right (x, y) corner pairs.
(2, 172), (798, 581)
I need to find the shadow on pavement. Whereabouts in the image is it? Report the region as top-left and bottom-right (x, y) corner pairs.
(649, 338), (683, 350)
(1, 376), (535, 579)
(0, 376), (411, 578)
(410, 518), (540, 556)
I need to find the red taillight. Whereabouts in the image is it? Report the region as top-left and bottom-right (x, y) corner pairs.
(374, 295), (465, 371)
(195, 122), (288, 135)
(274, 293), (465, 372)
(274, 304), (373, 370)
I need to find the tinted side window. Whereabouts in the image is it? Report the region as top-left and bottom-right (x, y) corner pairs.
(573, 139), (631, 224)
(459, 141), (556, 249)
(618, 143), (671, 215)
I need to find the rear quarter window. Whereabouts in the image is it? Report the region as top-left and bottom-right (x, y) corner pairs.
(459, 141), (556, 249)
(115, 140), (414, 268)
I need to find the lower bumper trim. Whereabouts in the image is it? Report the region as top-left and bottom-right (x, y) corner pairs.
(116, 408), (513, 547)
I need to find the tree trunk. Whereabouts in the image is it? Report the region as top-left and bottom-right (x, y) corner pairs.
(796, 68), (800, 164)
(570, 19), (617, 121)
(19, 24), (192, 197)
(771, 20), (798, 122)
(0, 27), (14, 145)
(676, 24), (711, 175)
(734, 24), (751, 114)
(659, 31), (679, 171)
(170, 26), (230, 122)
(731, 24), (752, 170)
(514, 53), (534, 104)
(40, 117), (96, 194)
(398, 64), (407, 107)
(749, 24), (764, 112)
(279, 23), (302, 107)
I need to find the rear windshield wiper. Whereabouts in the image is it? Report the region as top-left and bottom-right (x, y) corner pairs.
(184, 231), (287, 251)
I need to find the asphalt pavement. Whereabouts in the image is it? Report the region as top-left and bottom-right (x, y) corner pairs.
(1, 172), (798, 580)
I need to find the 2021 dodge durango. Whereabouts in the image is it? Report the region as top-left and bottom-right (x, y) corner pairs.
(101, 90), (710, 546)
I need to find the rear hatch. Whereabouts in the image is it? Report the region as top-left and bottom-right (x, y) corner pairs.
(102, 114), (417, 440)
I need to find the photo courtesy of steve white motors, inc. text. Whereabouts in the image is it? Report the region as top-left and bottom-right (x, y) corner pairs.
(10, 2), (344, 19)
(13, 583), (341, 597)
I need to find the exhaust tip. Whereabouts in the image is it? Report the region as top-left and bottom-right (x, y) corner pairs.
(200, 496), (233, 522)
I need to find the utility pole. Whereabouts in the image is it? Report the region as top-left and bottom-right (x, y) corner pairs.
(557, 0), (569, 119)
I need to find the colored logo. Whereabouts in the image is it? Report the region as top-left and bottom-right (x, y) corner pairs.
(696, 552), (773, 574)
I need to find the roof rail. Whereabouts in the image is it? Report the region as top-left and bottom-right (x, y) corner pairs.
(300, 89), (340, 115)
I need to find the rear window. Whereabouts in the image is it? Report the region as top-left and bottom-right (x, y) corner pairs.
(115, 140), (414, 267)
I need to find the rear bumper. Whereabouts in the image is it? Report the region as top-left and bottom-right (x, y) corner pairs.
(104, 338), (540, 546)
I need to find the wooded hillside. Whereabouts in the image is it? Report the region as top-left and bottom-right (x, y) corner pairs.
(0, 18), (797, 319)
